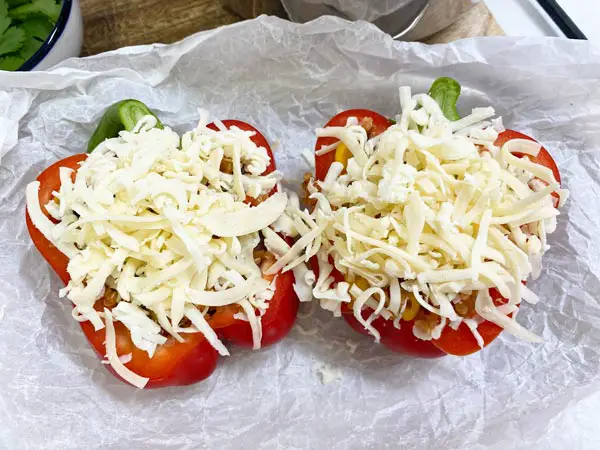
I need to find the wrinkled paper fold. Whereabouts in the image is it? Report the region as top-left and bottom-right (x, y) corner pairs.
(1, 15), (600, 449)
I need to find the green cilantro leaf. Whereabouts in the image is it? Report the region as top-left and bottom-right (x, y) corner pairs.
(0, 0), (59, 71)
(20, 16), (52, 40)
(19, 33), (41, 59)
(0, 25), (25, 56)
(0, 0), (10, 36)
(0, 15), (10, 37)
(9, 0), (61, 23)
(0, 54), (24, 70)
(7, 0), (31, 6)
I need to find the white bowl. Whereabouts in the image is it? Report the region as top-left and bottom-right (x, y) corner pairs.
(18, 0), (84, 71)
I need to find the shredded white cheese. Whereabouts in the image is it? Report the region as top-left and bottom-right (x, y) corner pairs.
(104, 309), (149, 389)
(26, 111), (304, 387)
(313, 362), (343, 384)
(283, 85), (566, 348)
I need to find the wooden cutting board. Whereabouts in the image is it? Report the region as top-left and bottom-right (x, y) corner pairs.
(80, 0), (503, 56)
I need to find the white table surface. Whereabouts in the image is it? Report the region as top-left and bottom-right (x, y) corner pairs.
(485, 0), (599, 43)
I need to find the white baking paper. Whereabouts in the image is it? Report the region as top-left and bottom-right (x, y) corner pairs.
(1, 15), (600, 450)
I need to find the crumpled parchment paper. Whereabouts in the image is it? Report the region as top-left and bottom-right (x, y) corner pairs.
(1, 15), (600, 450)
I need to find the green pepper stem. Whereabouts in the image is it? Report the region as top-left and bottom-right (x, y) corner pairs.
(87, 99), (163, 153)
(428, 77), (462, 121)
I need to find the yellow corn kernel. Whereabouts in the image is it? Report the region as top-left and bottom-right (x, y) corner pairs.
(334, 143), (352, 168)
(401, 294), (421, 321)
(354, 277), (369, 291)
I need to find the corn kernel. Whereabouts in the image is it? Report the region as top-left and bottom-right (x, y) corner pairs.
(354, 277), (369, 291)
(402, 294), (420, 321)
(334, 143), (352, 168)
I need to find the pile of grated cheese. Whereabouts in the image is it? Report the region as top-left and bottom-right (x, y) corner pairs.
(26, 112), (312, 388)
(280, 86), (568, 346)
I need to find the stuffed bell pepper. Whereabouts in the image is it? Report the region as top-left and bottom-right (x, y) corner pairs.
(25, 100), (304, 388)
(291, 78), (568, 357)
